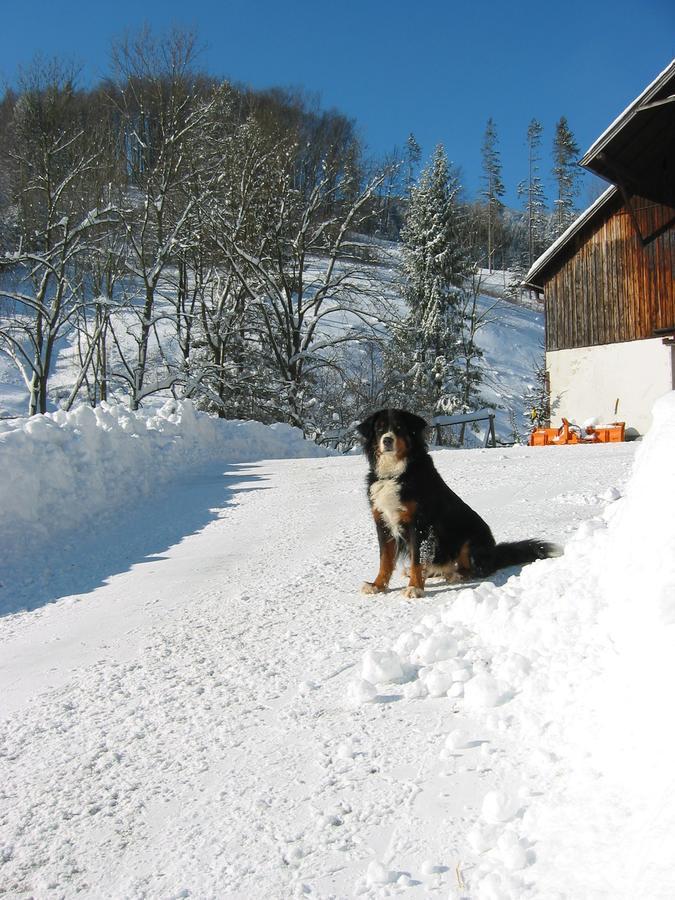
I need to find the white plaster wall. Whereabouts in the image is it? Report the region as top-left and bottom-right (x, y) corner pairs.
(547, 337), (674, 435)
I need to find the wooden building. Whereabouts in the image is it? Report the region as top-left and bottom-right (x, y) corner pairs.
(525, 60), (675, 435)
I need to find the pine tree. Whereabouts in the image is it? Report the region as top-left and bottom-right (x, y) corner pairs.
(518, 118), (548, 270)
(405, 132), (421, 194)
(551, 116), (580, 239)
(481, 117), (505, 272)
(391, 145), (470, 424)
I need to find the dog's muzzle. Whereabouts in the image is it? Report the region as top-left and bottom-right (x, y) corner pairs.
(381, 433), (395, 451)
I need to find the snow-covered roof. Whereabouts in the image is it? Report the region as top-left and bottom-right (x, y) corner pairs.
(580, 58), (675, 208)
(524, 186), (618, 289)
(525, 57), (675, 289)
(580, 58), (675, 171)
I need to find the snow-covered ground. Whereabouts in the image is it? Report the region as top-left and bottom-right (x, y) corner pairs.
(4, 393), (673, 898)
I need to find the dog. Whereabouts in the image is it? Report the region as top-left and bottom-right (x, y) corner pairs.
(357, 408), (561, 598)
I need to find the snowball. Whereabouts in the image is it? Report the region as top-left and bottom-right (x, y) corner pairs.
(444, 729), (470, 751)
(423, 666), (455, 697)
(393, 630), (421, 659)
(497, 831), (528, 870)
(348, 679), (377, 705)
(467, 824), (499, 853)
(464, 673), (501, 708)
(361, 649), (403, 684)
(402, 679), (427, 700)
(481, 789), (520, 824)
(366, 860), (395, 885)
(451, 664), (473, 683)
(413, 628), (458, 665)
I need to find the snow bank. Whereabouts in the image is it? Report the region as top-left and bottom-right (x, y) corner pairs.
(0, 400), (330, 561)
(356, 392), (675, 897)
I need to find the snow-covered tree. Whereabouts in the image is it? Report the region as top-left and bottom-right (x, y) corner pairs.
(390, 145), (470, 423)
(405, 132), (421, 194)
(481, 118), (505, 272)
(107, 27), (225, 410)
(0, 60), (115, 415)
(551, 116), (580, 239)
(518, 118), (548, 270)
(214, 137), (387, 432)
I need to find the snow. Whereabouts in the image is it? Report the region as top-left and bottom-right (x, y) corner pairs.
(0, 400), (331, 613)
(4, 391), (675, 897)
(1, 251), (546, 445)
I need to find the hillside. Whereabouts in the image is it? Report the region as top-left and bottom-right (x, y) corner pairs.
(0, 248), (545, 444)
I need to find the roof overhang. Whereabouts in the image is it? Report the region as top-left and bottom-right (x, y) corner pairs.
(579, 59), (675, 207)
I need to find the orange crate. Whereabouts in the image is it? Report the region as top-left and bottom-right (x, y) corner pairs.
(529, 419), (625, 446)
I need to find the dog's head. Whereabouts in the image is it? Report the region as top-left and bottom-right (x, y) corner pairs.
(356, 408), (428, 470)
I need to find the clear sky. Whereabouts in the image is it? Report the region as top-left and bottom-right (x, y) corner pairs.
(2, 0), (674, 207)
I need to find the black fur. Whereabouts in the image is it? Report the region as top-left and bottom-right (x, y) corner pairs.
(358, 408), (561, 595)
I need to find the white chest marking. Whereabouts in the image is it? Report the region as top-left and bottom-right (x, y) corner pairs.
(370, 454), (408, 539)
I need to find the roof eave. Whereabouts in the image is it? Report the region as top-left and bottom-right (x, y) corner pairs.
(580, 59), (675, 170)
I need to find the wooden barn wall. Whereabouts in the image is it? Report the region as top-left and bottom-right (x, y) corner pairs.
(544, 196), (675, 351)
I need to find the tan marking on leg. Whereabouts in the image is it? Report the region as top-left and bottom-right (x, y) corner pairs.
(403, 559), (426, 598)
(362, 536), (397, 595)
(456, 540), (472, 576)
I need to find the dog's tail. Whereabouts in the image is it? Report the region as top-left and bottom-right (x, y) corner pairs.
(492, 539), (563, 571)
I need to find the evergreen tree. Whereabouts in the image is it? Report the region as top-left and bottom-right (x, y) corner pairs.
(518, 118), (548, 270)
(390, 145), (470, 423)
(405, 132), (422, 194)
(551, 116), (580, 238)
(481, 117), (505, 272)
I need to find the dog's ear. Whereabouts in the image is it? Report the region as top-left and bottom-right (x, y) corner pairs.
(401, 411), (428, 436)
(356, 411), (378, 443)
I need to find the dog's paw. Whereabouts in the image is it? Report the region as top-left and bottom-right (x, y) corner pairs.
(403, 585), (424, 599)
(444, 570), (463, 584)
(361, 581), (386, 595)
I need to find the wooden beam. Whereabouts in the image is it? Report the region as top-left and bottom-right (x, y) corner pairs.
(616, 183), (646, 245)
(638, 93), (675, 111)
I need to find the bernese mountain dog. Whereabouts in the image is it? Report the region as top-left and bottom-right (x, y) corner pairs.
(357, 408), (561, 598)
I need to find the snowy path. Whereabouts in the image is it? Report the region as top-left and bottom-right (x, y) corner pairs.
(0, 444), (636, 898)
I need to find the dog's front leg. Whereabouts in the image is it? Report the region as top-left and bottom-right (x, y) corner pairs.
(362, 517), (397, 594)
(404, 522), (426, 599)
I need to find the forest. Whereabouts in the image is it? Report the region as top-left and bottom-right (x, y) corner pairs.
(0, 27), (581, 436)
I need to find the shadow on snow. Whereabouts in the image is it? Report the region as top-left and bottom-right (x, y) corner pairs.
(0, 462), (268, 617)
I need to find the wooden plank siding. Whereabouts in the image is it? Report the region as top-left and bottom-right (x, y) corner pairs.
(543, 194), (675, 351)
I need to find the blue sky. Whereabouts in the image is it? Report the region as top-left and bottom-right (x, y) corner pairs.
(2, 0), (673, 207)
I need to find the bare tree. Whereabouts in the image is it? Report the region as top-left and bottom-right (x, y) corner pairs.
(215, 149), (387, 430)
(107, 27), (225, 409)
(0, 60), (115, 415)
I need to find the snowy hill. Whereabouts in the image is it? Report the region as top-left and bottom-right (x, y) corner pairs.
(0, 247), (545, 443)
(3, 385), (675, 896)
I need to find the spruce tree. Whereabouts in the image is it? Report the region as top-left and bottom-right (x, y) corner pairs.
(551, 116), (580, 238)
(481, 117), (505, 272)
(518, 118), (548, 270)
(405, 132), (421, 194)
(390, 145), (469, 423)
